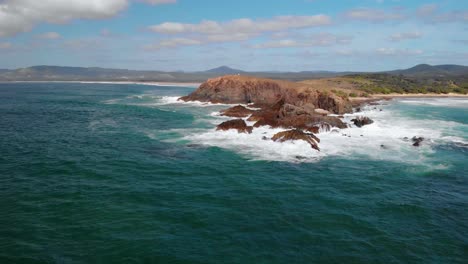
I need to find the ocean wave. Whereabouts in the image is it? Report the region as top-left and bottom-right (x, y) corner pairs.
(131, 96), (466, 164)
(399, 98), (468, 108)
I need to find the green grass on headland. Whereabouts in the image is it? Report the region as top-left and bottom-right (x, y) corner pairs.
(345, 74), (468, 94)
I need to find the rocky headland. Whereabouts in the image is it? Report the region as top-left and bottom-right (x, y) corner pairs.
(179, 75), (374, 151)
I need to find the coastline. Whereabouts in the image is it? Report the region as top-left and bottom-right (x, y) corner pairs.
(371, 93), (468, 98)
(350, 93), (468, 103)
(0, 80), (201, 88)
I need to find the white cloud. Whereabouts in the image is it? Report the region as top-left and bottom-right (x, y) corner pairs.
(0, 42), (12, 49)
(343, 8), (405, 22)
(144, 38), (201, 50)
(146, 15), (332, 49)
(376, 48), (423, 56)
(149, 15), (332, 35)
(37, 32), (61, 39)
(253, 33), (352, 49)
(389, 32), (423, 41)
(0, 0), (128, 37)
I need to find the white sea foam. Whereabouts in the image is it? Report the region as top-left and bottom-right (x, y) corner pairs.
(399, 98), (468, 108)
(121, 95), (466, 163)
(178, 100), (466, 163)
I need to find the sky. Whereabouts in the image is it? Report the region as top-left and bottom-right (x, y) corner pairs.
(0, 0), (467, 72)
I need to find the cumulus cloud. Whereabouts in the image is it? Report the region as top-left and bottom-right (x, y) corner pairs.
(149, 15), (332, 35)
(343, 8), (405, 22)
(37, 32), (61, 39)
(144, 38), (201, 50)
(376, 48), (423, 56)
(253, 33), (352, 49)
(0, 0), (129, 37)
(146, 15), (332, 49)
(389, 32), (423, 41)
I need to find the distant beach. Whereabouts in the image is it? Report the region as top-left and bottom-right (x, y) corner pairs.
(2, 80), (201, 88)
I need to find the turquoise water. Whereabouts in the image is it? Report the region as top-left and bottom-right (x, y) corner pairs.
(0, 83), (467, 263)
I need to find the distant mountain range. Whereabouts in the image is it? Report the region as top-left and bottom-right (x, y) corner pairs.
(388, 64), (468, 77)
(0, 64), (467, 82)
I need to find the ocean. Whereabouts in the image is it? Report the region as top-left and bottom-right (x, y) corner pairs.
(0, 82), (467, 263)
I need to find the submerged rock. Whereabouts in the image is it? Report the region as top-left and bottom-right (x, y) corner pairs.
(272, 129), (320, 151)
(412, 136), (424, 147)
(216, 119), (253, 134)
(220, 105), (254, 118)
(351, 116), (374, 127)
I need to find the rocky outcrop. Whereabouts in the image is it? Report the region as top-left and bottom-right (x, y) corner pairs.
(272, 129), (320, 151)
(248, 99), (347, 132)
(216, 119), (253, 134)
(220, 105), (255, 118)
(351, 116), (374, 127)
(180, 75), (361, 152)
(179, 75), (352, 114)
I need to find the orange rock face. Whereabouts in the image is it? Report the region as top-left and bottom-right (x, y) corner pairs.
(179, 75), (352, 114)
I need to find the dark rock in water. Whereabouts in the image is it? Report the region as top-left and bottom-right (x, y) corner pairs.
(262, 136), (269, 140)
(272, 129), (320, 151)
(351, 116), (374, 127)
(220, 105), (254, 118)
(216, 119), (253, 134)
(380, 144), (387, 149)
(412, 136), (424, 147)
(355, 107), (361, 112)
(295, 155), (307, 160)
(186, 144), (203, 148)
(403, 137), (409, 141)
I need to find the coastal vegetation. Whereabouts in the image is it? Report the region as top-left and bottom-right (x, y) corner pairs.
(343, 73), (468, 95)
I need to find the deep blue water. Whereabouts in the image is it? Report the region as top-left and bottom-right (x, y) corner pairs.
(0, 83), (467, 263)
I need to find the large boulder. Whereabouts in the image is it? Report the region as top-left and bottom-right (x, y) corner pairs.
(216, 119), (253, 134)
(351, 116), (374, 127)
(272, 129), (320, 151)
(220, 105), (254, 118)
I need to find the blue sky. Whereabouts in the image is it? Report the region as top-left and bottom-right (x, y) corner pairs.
(0, 0), (467, 71)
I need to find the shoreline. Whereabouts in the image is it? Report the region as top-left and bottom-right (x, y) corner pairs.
(372, 93), (468, 98)
(350, 93), (468, 103)
(0, 80), (201, 88)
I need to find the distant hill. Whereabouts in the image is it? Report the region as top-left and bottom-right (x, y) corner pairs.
(387, 64), (468, 77)
(204, 66), (244, 74)
(0, 64), (466, 83)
